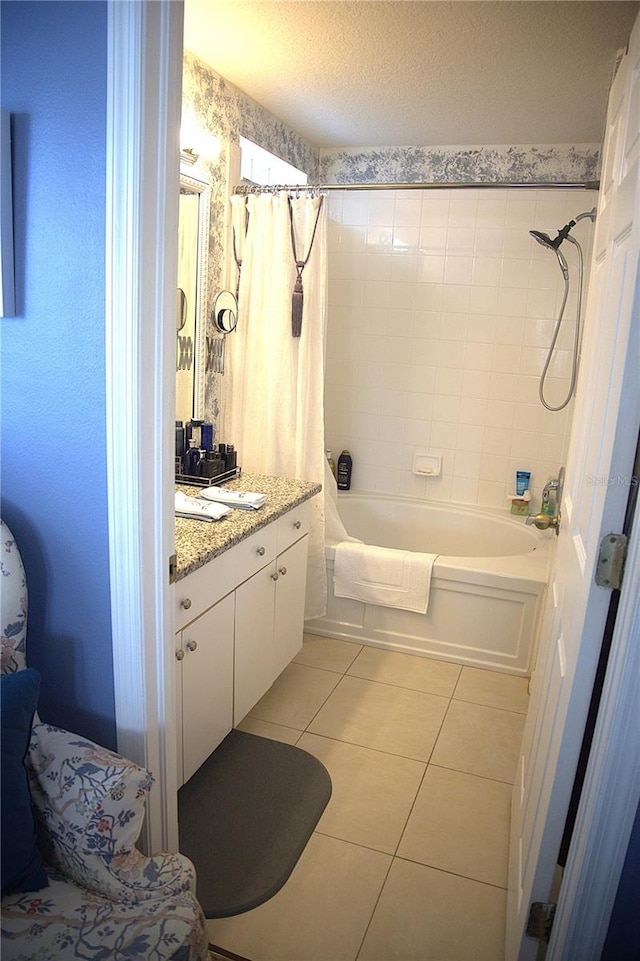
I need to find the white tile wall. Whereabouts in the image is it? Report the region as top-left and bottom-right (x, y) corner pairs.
(325, 188), (596, 510)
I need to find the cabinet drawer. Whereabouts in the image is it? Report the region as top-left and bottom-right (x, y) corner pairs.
(174, 556), (235, 632)
(276, 500), (312, 555)
(230, 522), (278, 587)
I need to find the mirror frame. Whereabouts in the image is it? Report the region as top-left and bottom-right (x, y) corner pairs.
(179, 162), (210, 421)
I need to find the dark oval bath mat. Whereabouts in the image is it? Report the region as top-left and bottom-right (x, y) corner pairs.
(178, 729), (332, 918)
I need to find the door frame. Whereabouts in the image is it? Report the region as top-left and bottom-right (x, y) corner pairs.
(104, 3), (640, 933)
(105, 0), (183, 852)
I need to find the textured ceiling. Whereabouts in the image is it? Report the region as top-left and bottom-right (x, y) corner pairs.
(183, 0), (639, 149)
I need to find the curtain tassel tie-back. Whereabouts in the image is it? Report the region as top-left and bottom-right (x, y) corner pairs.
(292, 264), (305, 338)
(288, 196), (324, 338)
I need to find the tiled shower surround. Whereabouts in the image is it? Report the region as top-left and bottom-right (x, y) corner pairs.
(324, 186), (596, 510)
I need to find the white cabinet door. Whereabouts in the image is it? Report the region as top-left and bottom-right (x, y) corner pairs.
(273, 534), (309, 679)
(180, 592), (235, 784)
(234, 560), (277, 725)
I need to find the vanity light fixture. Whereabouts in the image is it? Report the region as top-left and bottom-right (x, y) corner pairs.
(180, 106), (222, 165)
(180, 148), (199, 166)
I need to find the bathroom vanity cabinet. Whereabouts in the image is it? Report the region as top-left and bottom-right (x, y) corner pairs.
(234, 515), (310, 724)
(174, 493), (313, 786)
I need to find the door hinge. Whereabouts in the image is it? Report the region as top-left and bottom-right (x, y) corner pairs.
(595, 533), (628, 590)
(169, 553), (177, 585)
(526, 901), (556, 944)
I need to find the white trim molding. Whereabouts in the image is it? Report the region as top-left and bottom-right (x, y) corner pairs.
(105, 0), (183, 853)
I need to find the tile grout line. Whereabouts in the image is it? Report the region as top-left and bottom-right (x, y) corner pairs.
(353, 851), (396, 961)
(392, 852), (510, 892)
(389, 682), (459, 860)
(266, 639), (518, 959)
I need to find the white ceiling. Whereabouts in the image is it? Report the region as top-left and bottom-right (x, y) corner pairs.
(183, 0), (639, 150)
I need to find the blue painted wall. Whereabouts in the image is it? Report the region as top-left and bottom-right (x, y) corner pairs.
(601, 800), (640, 960)
(1, 0), (116, 749)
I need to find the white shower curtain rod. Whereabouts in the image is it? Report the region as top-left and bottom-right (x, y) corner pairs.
(234, 180), (600, 194)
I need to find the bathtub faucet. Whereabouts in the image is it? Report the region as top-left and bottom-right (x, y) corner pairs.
(541, 467), (565, 513)
(527, 467), (565, 535)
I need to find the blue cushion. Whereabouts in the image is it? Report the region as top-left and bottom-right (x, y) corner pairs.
(1, 669), (49, 896)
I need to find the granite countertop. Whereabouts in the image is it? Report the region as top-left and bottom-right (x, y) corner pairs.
(174, 471), (321, 579)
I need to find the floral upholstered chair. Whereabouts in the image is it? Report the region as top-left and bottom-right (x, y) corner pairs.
(1, 519), (209, 960)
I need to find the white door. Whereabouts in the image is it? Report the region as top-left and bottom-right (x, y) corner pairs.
(506, 15), (640, 961)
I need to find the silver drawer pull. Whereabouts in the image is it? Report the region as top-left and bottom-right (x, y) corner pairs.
(186, 639), (198, 652)
(175, 649), (185, 661)
(271, 571), (279, 581)
(293, 520), (302, 529)
(257, 546), (266, 556)
(279, 566), (287, 576)
(181, 597), (192, 610)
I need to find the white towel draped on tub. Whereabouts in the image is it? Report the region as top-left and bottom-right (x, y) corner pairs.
(333, 542), (437, 614)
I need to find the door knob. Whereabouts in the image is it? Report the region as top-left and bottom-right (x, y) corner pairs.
(257, 546), (266, 556)
(271, 571), (279, 581)
(186, 639), (198, 652)
(279, 566), (287, 576)
(293, 520), (301, 529)
(528, 511), (561, 535)
(175, 649), (185, 661)
(181, 597), (192, 610)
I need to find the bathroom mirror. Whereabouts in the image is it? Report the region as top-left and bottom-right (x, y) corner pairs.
(212, 289), (238, 333)
(176, 164), (210, 425)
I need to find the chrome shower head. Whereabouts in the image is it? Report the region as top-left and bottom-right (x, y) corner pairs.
(530, 229), (560, 250)
(529, 208), (597, 252)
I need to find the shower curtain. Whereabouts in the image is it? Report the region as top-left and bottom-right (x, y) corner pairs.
(223, 191), (328, 619)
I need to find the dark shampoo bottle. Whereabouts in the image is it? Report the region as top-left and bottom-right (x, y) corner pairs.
(337, 450), (352, 490)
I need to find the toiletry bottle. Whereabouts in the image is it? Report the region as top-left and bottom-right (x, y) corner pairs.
(541, 490), (554, 516)
(183, 439), (202, 477)
(225, 444), (237, 471)
(516, 470), (531, 497)
(337, 450), (352, 490)
(175, 421), (185, 459)
(326, 449), (336, 479)
(190, 419), (204, 449)
(201, 450), (221, 478)
(200, 423), (214, 452)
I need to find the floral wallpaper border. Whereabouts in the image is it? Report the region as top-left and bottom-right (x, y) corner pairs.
(319, 144), (600, 185)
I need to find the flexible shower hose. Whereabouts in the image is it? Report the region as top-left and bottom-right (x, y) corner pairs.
(539, 236), (584, 412)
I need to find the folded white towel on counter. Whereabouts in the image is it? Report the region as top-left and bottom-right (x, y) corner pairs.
(175, 490), (231, 522)
(333, 541), (437, 614)
(199, 487), (267, 510)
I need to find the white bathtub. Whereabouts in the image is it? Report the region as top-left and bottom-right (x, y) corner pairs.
(305, 492), (553, 675)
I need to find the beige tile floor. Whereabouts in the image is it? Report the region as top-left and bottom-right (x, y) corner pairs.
(206, 634), (528, 961)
